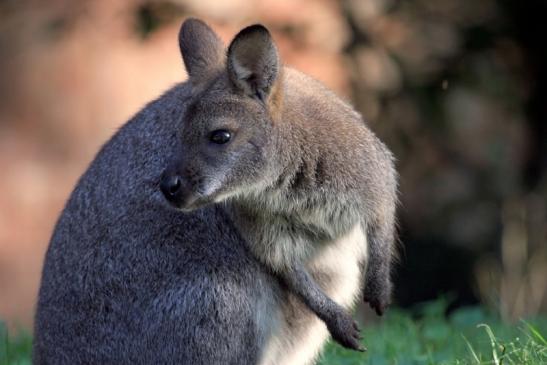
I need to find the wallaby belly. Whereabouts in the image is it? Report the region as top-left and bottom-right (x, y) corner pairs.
(259, 224), (367, 365)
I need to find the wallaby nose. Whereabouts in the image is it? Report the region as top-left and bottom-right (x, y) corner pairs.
(160, 174), (182, 203)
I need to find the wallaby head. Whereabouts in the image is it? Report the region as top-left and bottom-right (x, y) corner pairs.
(161, 19), (285, 210)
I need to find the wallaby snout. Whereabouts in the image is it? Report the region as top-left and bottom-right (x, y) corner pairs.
(160, 171), (182, 201)
(160, 168), (198, 210)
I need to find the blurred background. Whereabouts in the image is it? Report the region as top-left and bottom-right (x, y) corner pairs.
(0, 0), (545, 331)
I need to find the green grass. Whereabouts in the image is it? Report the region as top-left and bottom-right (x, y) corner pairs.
(318, 300), (547, 365)
(1, 300), (546, 365)
(0, 323), (31, 365)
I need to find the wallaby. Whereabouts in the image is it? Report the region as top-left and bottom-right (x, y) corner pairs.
(34, 19), (397, 365)
(159, 20), (398, 353)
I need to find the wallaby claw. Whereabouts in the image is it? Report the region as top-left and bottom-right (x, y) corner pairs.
(326, 312), (364, 352)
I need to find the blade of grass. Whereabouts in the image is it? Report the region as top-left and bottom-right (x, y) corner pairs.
(478, 324), (500, 365)
(521, 320), (547, 346)
(462, 334), (481, 364)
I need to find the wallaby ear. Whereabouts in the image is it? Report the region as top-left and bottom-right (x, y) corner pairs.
(227, 25), (280, 101)
(179, 18), (225, 84)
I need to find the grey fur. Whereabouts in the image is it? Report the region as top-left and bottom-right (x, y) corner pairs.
(179, 18), (225, 85)
(33, 73), (281, 365)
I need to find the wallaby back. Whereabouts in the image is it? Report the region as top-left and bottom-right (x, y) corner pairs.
(33, 80), (281, 365)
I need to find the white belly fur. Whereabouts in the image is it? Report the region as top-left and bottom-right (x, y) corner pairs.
(259, 224), (368, 365)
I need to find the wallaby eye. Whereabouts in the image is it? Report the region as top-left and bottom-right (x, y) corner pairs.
(209, 129), (232, 144)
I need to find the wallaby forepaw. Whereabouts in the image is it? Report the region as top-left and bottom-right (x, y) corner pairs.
(326, 311), (365, 352)
(365, 297), (388, 316)
(363, 283), (391, 316)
